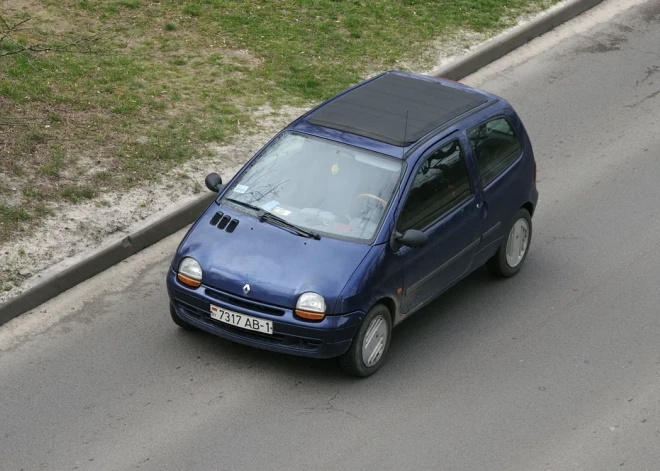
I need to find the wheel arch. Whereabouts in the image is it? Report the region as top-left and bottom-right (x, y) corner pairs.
(372, 296), (398, 325)
(521, 201), (535, 217)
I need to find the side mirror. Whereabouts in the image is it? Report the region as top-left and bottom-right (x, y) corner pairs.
(205, 173), (223, 193)
(395, 229), (428, 249)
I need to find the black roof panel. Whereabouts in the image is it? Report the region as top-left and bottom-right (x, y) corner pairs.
(306, 73), (489, 146)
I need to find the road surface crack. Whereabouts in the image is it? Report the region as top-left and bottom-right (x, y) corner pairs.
(545, 236), (580, 245)
(300, 390), (361, 420)
(626, 90), (660, 108)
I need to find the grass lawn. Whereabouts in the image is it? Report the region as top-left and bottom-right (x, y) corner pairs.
(0, 0), (561, 244)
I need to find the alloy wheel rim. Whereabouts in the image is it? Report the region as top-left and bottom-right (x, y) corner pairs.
(506, 218), (529, 268)
(362, 315), (388, 368)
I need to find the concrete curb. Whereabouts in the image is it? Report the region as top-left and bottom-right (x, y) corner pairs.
(432, 0), (605, 79)
(0, 0), (605, 326)
(0, 193), (216, 325)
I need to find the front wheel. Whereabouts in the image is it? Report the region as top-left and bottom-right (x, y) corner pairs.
(340, 304), (392, 377)
(486, 208), (532, 278)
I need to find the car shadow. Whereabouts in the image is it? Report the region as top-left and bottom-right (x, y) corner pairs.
(165, 255), (551, 382)
(167, 267), (497, 381)
(168, 319), (349, 380)
(391, 266), (493, 339)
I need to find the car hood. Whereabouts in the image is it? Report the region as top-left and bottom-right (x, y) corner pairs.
(175, 203), (373, 314)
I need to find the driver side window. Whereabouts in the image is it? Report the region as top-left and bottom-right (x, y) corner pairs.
(399, 140), (472, 232)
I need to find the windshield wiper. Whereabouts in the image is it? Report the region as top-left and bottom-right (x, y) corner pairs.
(259, 211), (321, 240)
(225, 198), (263, 213)
(225, 198), (320, 240)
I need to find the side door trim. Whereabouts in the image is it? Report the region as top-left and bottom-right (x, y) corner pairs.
(482, 221), (501, 239)
(405, 237), (481, 296)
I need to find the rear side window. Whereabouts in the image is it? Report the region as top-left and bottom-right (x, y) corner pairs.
(467, 117), (522, 187)
(399, 140), (472, 231)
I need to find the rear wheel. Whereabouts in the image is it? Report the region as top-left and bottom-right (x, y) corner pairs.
(170, 303), (195, 330)
(340, 304), (392, 377)
(486, 208), (532, 278)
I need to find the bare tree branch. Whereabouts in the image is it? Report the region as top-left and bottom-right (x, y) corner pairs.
(0, 12), (11, 30)
(0, 40), (98, 57)
(0, 16), (28, 46)
(0, 13), (98, 58)
(6, 16), (30, 29)
(0, 119), (30, 126)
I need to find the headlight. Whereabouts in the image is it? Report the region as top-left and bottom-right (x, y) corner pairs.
(295, 292), (326, 321)
(177, 257), (202, 288)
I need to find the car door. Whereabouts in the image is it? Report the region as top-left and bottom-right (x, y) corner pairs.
(466, 115), (525, 262)
(397, 134), (482, 314)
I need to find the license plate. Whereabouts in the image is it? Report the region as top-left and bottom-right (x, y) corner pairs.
(209, 304), (273, 335)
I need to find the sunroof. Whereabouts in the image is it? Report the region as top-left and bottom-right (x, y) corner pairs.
(306, 72), (489, 147)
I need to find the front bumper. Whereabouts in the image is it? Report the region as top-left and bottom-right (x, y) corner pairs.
(166, 270), (364, 359)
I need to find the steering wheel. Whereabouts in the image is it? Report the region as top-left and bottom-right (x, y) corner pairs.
(355, 193), (387, 207)
(345, 193), (388, 221)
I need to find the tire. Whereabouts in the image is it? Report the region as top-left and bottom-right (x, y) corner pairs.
(486, 208), (532, 278)
(170, 303), (194, 330)
(340, 304), (392, 377)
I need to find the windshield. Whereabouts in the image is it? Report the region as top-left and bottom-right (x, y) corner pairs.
(221, 132), (403, 241)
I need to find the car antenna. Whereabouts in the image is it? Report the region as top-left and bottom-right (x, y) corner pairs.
(402, 110), (409, 159)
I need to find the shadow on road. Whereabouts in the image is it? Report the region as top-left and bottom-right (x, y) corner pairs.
(164, 263), (527, 382)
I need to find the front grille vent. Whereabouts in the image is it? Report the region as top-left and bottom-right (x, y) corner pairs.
(218, 215), (231, 230)
(204, 288), (285, 316)
(226, 219), (239, 233)
(209, 211), (223, 225)
(210, 212), (239, 233)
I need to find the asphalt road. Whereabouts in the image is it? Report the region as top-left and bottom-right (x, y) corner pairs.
(2, 1), (660, 470)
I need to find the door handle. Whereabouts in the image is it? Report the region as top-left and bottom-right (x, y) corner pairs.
(479, 201), (488, 220)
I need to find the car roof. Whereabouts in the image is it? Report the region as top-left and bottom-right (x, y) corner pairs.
(303, 71), (492, 148)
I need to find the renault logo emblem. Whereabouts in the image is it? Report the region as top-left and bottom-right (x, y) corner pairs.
(243, 284), (251, 295)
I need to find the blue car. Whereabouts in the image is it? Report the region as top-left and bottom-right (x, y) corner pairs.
(167, 71), (538, 377)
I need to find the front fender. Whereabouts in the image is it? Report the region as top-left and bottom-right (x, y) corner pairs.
(335, 243), (403, 322)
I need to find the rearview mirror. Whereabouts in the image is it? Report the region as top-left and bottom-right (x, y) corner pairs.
(395, 229), (427, 249)
(205, 173), (223, 192)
